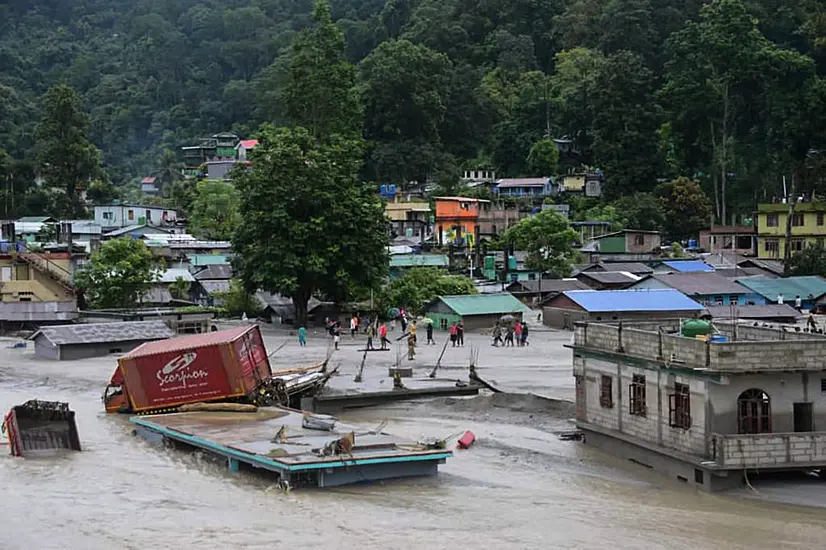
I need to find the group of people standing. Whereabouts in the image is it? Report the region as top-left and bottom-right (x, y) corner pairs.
(491, 320), (529, 347)
(448, 321), (465, 347)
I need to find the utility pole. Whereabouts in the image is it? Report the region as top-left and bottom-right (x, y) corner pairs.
(783, 175), (794, 275)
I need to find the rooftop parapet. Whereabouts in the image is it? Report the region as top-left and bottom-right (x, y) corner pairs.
(572, 321), (826, 373)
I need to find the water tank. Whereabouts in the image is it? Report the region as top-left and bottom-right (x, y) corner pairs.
(484, 255), (495, 270)
(709, 334), (728, 343)
(388, 184), (397, 198)
(688, 239), (697, 249)
(681, 319), (712, 338)
(507, 256), (517, 270)
(380, 184), (388, 196)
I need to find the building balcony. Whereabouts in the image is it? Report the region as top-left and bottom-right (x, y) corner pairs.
(712, 432), (826, 469)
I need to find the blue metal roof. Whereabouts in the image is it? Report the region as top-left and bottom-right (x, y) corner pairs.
(562, 289), (705, 312)
(661, 260), (714, 273)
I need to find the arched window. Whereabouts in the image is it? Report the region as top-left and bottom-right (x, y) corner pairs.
(737, 389), (771, 434)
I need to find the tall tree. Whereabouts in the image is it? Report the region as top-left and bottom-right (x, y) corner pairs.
(232, 126), (388, 327)
(655, 177), (713, 241)
(663, 0), (817, 223)
(360, 39), (453, 185)
(551, 48), (605, 165)
(189, 179), (241, 241)
(283, 0), (361, 138)
(592, 51), (662, 198)
(35, 84), (104, 217)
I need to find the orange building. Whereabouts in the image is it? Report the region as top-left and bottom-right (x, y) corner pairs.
(434, 197), (490, 247)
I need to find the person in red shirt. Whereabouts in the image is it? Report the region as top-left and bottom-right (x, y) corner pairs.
(449, 322), (458, 347)
(379, 323), (389, 350)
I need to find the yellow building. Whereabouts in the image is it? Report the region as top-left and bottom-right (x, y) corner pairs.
(0, 249), (77, 321)
(756, 202), (826, 259)
(385, 199), (431, 239)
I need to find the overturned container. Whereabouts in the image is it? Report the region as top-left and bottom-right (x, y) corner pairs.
(3, 400), (82, 457)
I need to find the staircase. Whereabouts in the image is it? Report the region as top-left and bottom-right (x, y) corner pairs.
(18, 250), (74, 294)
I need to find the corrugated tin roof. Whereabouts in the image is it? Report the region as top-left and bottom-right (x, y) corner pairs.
(390, 254), (449, 268)
(433, 293), (530, 316)
(661, 260), (715, 273)
(193, 265), (233, 280)
(199, 280), (231, 294)
(495, 178), (548, 187)
(714, 267), (775, 279)
(640, 273), (750, 296)
(506, 279), (590, 293)
(103, 224), (172, 238)
(587, 262), (653, 274)
(238, 139), (259, 148)
(579, 271), (640, 284)
(735, 276), (826, 300)
(706, 304), (801, 320)
(739, 258), (784, 275)
(125, 325), (254, 357)
(560, 289), (704, 312)
(18, 216), (55, 223)
(30, 320), (174, 346)
(159, 268), (195, 283)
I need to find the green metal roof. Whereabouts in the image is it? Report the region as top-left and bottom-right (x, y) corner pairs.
(389, 254), (449, 268)
(735, 276), (826, 300)
(189, 254), (230, 266)
(433, 293), (530, 316)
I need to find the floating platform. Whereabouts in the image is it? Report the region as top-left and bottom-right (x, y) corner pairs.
(130, 408), (452, 488)
(303, 379), (480, 414)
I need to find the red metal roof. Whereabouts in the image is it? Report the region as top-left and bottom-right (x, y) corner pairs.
(125, 325), (255, 357)
(141, 176), (157, 184)
(239, 140), (259, 149)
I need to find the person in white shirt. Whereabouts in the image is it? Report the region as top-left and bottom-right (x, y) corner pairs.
(795, 295), (802, 311)
(777, 293), (784, 305)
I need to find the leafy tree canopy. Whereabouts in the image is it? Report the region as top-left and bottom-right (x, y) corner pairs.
(501, 210), (579, 276)
(786, 243), (826, 277)
(75, 238), (161, 308)
(378, 267), (477, 315)
(232, 125), (388, 326)
(189, 179), (241, 241)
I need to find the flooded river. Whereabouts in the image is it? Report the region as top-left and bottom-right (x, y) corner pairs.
(1, 328), (825, 549)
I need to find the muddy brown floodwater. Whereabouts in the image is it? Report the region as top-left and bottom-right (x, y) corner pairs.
(1, 325), (825, 550)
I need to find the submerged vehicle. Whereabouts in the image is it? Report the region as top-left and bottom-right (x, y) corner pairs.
(3, 400), (82, 457)
(103, 325), (329, 414)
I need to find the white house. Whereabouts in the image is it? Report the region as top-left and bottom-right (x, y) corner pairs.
(94, 204), (177, 230)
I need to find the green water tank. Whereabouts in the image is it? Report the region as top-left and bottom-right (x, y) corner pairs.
(507, 256), (517, 270)
(484, 255), (495, 270)
(681, 319), (712, 338)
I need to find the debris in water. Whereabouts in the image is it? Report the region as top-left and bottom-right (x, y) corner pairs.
(3, 400), (81, 457)
(457, 430), (476, 449)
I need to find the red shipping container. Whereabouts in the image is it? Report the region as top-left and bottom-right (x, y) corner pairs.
(112, 326), (273, 413)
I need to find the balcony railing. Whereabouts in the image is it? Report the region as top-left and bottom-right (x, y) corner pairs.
(712, 432), (826, 469)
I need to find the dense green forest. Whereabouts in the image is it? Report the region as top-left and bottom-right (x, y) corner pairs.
(1, 0), (826, 224)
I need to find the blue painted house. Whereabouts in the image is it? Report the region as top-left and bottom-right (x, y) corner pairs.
(628, 272), (765, 306)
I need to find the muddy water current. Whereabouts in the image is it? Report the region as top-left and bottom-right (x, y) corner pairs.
(1, 334), (825, 549)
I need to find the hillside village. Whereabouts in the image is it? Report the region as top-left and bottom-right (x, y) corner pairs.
(5, 128), (826, 337)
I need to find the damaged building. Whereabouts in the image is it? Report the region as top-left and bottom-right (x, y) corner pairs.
(571, 320), (826, 491)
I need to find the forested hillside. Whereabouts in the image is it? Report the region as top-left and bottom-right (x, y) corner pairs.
(1, 0), (826, 222)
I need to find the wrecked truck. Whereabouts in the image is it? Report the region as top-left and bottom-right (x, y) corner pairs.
(103, 325), (327, 414)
